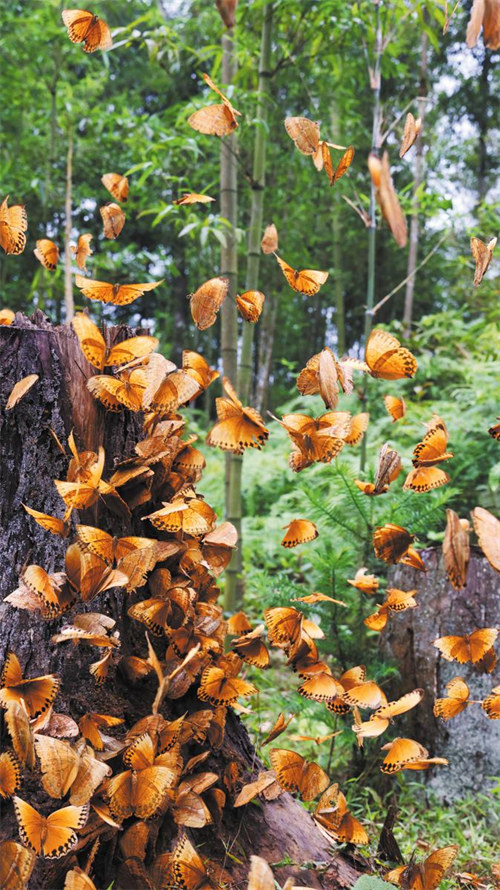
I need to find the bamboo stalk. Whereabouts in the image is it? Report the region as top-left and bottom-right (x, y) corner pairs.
(64, 125), (74, 322)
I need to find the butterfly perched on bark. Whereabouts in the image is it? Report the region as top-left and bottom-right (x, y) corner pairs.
(13, 796), (90, 858)
(101, 172), (129, 202)
(206, 377), (269, 453)
(170, 835), (220, 890)
(0, 652), (60, 720)
(0, 840), (36, 889)
(0, 195), (27, 254)
(368, 151), (407, 247)
(433, 628), (499, 666)
(314, 783), (368, 845)
(72, 312), (158, 371)
(34, 239), (59, 271)
(105, 733), (182, 820)
(188, 72), (241, 136)
(274, 253), (329, 296)
(6, 375), (39, 410)
(61, 9), (112, 52)
(443, 509), (470, 589)
(386, 844), (459, 889)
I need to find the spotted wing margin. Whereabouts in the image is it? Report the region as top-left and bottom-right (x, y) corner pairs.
(0, 197), (27, 254)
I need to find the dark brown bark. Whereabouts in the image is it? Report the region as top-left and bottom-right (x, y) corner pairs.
(0, 314), (361, 889)
(384, 546), (500, 801)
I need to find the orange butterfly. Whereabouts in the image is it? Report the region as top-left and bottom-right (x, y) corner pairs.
(433, 677), (471, 721)
(100, 202), (125, 239)
(6, 374), (39, 410)
(314, 784), (368, 845)
(471, 506), (500, 572)
(4, 700), (36, 769)
(79, 712), (124, 750)
(297, 348), (368, 408)
(14, 564), (75, 619)
(0, 196), (27, 255)
(344, 412), (369, 446)
(386, 845), (459, 890)
(443, 509), (470, 589)
(373, 523), (415, 564)
(0, 840), (36, 889)
(144, 487), (216, 536)
(261, 713), (295, 746)
(142, 353), (199, 414)
(368, 151), (407, 247)
(72, 312), (158, 371)
(328, 667), (384, 714)
(380, 737), (448, 774)
(101, 172), (129, 202)
(71, 233), (93, 271)
(61, 9), (112, 52)
(188, 72), (241, 136)
(489, 416), (500, 440)
(467, 0), (500, 49)
(13, 796), (89, 858)
(284, 116), (348, 179)
(347, 567), (379, 595)
(75, 274), (163, 305)
(482, 685), (500, 719)
(365, 329), (417, 379)
(206, 377), (269, 453)
(384, 394), (406, 422)
(106, 733), (182, 820)
(264, 606), (324, 661)
(404, 418), (453, 492)
(281, 519), (318, 548)
(269, 748), (329, 801)
(271, 411), (347, 472)
(170, 835), (219, 890)
(296, 659), (344, 702)
(0, 652), (60, 720)
(364, 588), (418, 632)
(198, 666), (257, 706)
(173, 192), (215, 205)
(400, 113), (421, 158)
(64, 867), (98, 890)
(322, 143), (355, 185)
(374, 688), (424, 721)
(232, 625), (270, 670)
(65, 542), (128, 603)
(0, 307), (15, 324)
(433, 628), (499, 665)
(236, 290), (265, 323)
(54, 445), (105, 508)
(182, 349), (219, 400)
(274, 254), (329, 296)
(34, 239), (59, 271)
(189, 276), (229, 330)
(355, 442), (402, 496)
(261, 222), (278, 254)
(88, 367), (148, 412)
(0, 750), (22, 799)
(471, 235), (497, 286)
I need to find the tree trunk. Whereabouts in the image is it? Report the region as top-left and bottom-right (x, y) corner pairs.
(64, 127), (74, 322)
(225, 1), (274, 611)
(0, 314), (362, 890)
(384, 546), (500, 801)
(255, 291), (279, 416)
(402, 32), (428, 338)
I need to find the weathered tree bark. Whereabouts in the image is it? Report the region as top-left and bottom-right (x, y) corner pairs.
(384, 546), (500, 801)
(0, 315), (362, 890)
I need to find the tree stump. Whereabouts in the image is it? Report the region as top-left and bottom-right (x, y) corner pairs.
(385, 546), (500, 801)
(0, 314), (361, 890)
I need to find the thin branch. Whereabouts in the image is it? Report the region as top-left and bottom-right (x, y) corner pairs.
(369, 231), (449, 317)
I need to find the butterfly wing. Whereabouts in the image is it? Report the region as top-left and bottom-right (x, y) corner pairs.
(75, 275), (115, 303)
(100, 203), (125, 239)
(73, 233), (93, 270)
(422, 847), (459, 890)
(281, 519), (318, 548)
(400, 112), (420, 158)
(471, 506), (500, 572)
(190, 277), (229, 330)
(188, 104), (237, 136)
(72, 313), (107, 370)
(403, 466), (450, 492)
(101, 173), (129, 202)
(0, 197), (28, 255)
(34, 239), (59, 271)
(332, 145), (355, 183)
(113, 280), (163, 306)
(284, 117), (321, 155)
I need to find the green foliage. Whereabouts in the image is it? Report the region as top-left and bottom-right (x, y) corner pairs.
(352, 878), (394, 890)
